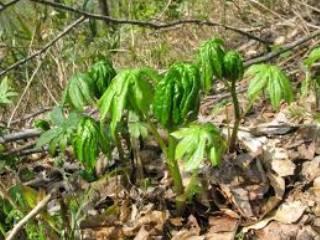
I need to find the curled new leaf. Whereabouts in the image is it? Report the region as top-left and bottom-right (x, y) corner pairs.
(98, 68), (158, 138)
(246, 64), (293, 110)
(63, 73), (95, 111)
(153, 63), (201, 128)
(171, 123), (226, 171)
(198, 38), (225, 92)
(223, 50), (244, 82)
(88, 59), (116, 98)
(73, 117), (103, 171)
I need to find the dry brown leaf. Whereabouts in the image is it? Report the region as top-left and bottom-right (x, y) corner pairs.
(171, 230), (204, 240)
(231, 187), (254, 218)
(133, 226), (150, 240)
(301, 156), (320, 182)
(123, 210), (168, 237)
(297, 142), (315, 160)
(271, 158), (295, 177)
(206, 215), (238, 240)
(274, 201), (306, 224)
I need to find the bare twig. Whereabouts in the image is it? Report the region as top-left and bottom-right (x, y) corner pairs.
(30, 0), (270, 44)
(5, 192), (54, 240)
(0, 16), (86, 77)
(0, 0), (21, 13)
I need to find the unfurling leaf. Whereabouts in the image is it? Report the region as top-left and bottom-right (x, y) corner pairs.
(246, 64), (293, 110)
(88, 59), (116, 98)
(198, 38), (225, 92)
(98, 68), (158, 138)
(223, 50), (244, 81)
(171, 123), (226, 171)
(73, 117), (104, 171)
(63, 73), (95, 111)
(153, 63), (201, 128)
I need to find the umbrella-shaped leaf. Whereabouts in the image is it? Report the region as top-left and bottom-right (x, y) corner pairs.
(246, 64), (293, 110)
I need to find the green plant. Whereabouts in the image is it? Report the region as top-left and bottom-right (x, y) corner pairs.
(198, 38), (244, 152)
(63, 59), (116, 111)
(222, 50), (244, 152)
(246, 64), (293, 110)
(153, 62), (202, 196)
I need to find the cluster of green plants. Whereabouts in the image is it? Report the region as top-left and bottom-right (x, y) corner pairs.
(35, 37), (296, 204)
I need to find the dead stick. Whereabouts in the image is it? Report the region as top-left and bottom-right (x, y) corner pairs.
(0, 129), (42, 144)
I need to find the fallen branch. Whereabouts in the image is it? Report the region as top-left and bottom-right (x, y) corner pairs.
(5, 192), (54, 240)
(0, 129), (42, 144)
(30, 0), (269, 44)
(244, 29), (320, 66)
(0, 16), (86, 77)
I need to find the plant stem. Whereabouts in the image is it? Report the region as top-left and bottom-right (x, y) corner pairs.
(145, 120), (167, 153)
(145, 120), (184, 195)
(115, 131), (125, 161)
(167, 135), (184, 196)
(229, 80), (241, 152)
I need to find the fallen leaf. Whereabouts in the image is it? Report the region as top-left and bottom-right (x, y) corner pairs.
(206, 215), (238, 240)
(301, 156), (320, 182)
(134, 226), (150, 240)
(274, 201), (306, 224)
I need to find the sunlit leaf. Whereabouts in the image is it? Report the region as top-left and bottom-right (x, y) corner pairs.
(246, 64), (293, 110)
(99, 68), (158, 138)
(171, 123), (226, 171)
(153, 63), (201, 128)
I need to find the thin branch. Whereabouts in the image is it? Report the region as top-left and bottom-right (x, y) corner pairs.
(0, 16), (86, 77)
(0, 0), (21, 13)
(244, 29), (320, 66)
(30, 0), (270, 44)
(6, 192), (53, 240)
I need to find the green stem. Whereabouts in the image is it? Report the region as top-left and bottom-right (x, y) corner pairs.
(228, 80), (241, 153)
(167, 135), (184, 196)
(145, 120), (167, 153)
(145, 119), (184, 195)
